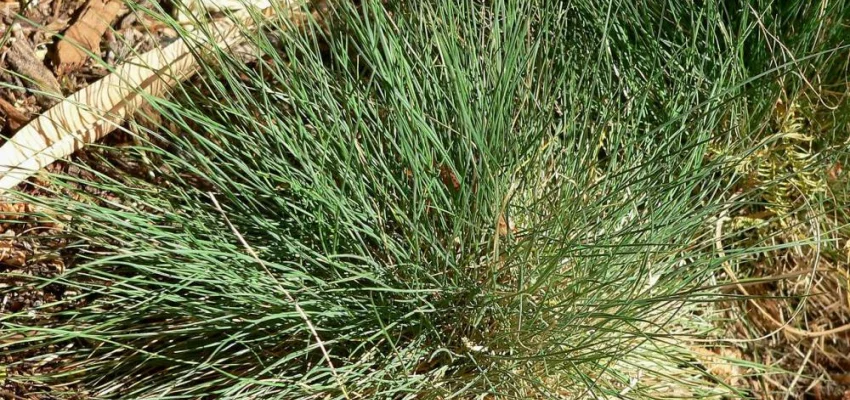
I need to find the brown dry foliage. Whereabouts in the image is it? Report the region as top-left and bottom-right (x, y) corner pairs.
(714, 88), (850, 399)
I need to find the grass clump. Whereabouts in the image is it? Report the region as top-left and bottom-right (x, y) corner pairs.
(1, 0), (848, 398)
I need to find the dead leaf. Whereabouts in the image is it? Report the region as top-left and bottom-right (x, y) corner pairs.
(42, 18), (71, 36)
(497, 214), (515, 237)
(0, 3), (297, 193)
(0, 18), (246, 192)
(0, 2), (18, 19)
(53, 0), (123, 74)
(497, 214), (508, 236)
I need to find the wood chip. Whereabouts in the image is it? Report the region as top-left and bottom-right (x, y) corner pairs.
(0, 2), (19, 19)
(53, 0), (123, 74)
(0, 237), (26, 267)
(5, 37), (63, 108)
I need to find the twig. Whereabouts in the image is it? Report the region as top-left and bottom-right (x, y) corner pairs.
(208, 193), (351, 399)
(0, 96), (30, 130)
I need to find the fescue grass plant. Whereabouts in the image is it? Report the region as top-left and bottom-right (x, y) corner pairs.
(1, 0), (849, 398)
